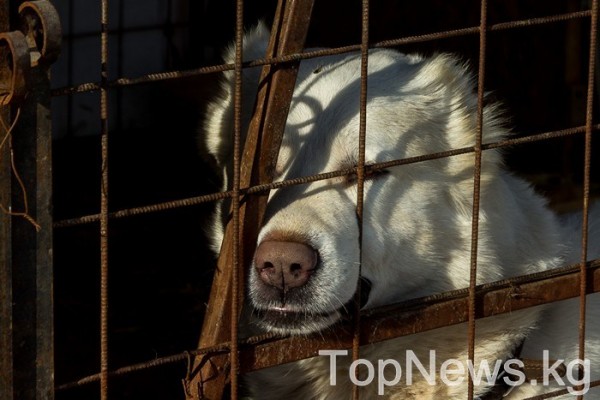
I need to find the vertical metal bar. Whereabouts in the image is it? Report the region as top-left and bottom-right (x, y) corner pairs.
(578, 1), (598, 398)
(9, 34), (55, 400)
(0, 1), (13, 399)
(230, 0), (244, 397)
(32, 56), (54, 400)
(100, 0), (110, 399)
(467, 0), (488, 399)
(352, 1), (369, 399)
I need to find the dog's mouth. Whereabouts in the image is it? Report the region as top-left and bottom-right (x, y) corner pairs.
(254, 307), (342, 335)
(254, 277), (373, 335)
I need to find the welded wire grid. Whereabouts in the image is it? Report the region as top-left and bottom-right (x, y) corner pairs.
(49, 1), (600, 399)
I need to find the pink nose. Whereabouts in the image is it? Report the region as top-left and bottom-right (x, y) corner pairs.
(254, 241), (318, 290)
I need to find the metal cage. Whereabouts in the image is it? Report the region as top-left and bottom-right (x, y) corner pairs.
(1, 0), (598, 399)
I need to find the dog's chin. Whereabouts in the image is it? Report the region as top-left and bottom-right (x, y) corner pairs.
(254, 307), (342, 335)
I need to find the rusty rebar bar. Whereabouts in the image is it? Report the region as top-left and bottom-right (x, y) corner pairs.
(52, 123), (600, 229)
(468, 1), (487, 397)
(352, 1), (370, 399)
(49, 10), (592, 98)
(55, 258), (600, 392)
(523, 379), (600, 400)
(229, 0), (244, 397)
(577, 0), (598, 398)
(99, 0), (110, 398)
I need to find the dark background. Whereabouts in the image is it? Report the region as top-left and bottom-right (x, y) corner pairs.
(51, 1), (598, 398)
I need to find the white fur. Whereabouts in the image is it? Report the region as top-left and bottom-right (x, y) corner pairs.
(201, 23), (600, 399)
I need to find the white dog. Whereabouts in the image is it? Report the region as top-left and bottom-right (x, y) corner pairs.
(202, 23), (600, 399)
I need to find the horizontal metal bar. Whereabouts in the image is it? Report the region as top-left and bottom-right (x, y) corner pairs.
(240, 260), (600, 372)
(55, 258), (600, 390)
(49, 9), (592, 97)
(53, 123), (600, 228)
(523, 379), (600, 400)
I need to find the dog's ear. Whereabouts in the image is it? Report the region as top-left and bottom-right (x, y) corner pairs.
(222, 21), (271, 67)
(200, 22), (270, 186)
(414, 54), (509, 180)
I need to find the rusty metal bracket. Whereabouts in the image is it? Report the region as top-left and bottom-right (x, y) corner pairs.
(0, 0), (61, 107)
(0, 31), (30, 106)
(18, 0), (62, 67)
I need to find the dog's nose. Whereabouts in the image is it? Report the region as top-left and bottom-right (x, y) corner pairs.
(254, 241), (318, 290)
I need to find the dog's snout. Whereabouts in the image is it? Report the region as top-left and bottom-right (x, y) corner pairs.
(254, 241), (318, 290)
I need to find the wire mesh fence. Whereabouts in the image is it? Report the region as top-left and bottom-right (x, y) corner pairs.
(1, 0), (599, 399)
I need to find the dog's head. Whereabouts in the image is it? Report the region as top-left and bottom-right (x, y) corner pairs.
(202, 24), (558, 335)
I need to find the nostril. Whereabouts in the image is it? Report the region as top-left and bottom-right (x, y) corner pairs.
(290, 263), (302, 272)
(263, 261), (275, 271)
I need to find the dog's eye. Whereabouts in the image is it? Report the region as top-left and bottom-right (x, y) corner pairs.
(345, 167), (389, 185)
